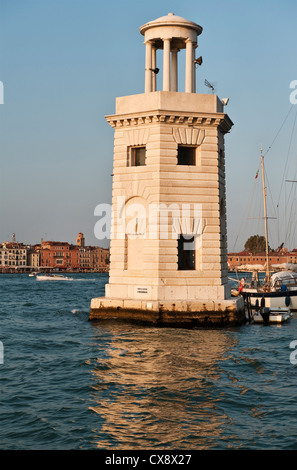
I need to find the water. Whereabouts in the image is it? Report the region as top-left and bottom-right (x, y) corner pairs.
(1, 273), (297, 450)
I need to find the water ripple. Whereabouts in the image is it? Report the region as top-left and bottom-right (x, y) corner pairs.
(1, 274), (297, 449)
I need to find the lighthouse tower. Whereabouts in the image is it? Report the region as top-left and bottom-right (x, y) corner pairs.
(90, 13), (244, 325)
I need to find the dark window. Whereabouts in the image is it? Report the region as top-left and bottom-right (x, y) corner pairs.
(129, 146), (146, 166)
(178, 235), (195, 270)
(177, 146), (196, 165)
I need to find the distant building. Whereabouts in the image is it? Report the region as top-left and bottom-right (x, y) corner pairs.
(0, 233), (109, 272)
(76, 232), (85, 247)
(90, 247), (110, 272)
(40, 241), (71, 270)
(79, 246), (91, 271)
(69, 245), (80, 270)
(0, 242), (27, 268)
(38, 233), (109, 272)
(78, 246), (110, 272)
(228, 248), (297, 271)
(28, 247), (40, 268)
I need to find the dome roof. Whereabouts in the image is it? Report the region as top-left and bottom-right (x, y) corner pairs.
(140, 13), (202, 35)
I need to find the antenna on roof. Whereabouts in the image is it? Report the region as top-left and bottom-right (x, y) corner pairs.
(204, 79), (215, 94)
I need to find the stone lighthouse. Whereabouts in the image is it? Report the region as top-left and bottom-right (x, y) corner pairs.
(90, 13), (244, 325)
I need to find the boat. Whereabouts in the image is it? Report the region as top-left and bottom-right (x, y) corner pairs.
(236, 270), (297, 310)
(253, 307), (293, 324)
(233, 148), (297, 311)
(36, 274), (73, 281)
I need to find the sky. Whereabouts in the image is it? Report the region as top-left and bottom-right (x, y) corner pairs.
(0, 0), (296, 250)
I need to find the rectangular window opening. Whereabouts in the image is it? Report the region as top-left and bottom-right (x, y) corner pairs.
(129, 146), (146, 166)
(178, 235), (195, 270)
(177, 145), (196, 165)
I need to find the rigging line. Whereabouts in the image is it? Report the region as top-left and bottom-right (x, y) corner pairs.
(264, 104), (294, 158)
(286, 199), (295, 248)
(277, 108), (297, 206)
(283, 183), (296, 248)
(284, 188), (297, 248)
(284, 150), (297, 227)
(232, 173), (259, 252)
(232, 195), (255, 252)
(256, 181), (263, 235)
(255, 168), (262, 239)
(292, 210), (297, 248)
(277, 203), (280, 247)
(265, 168), (277, 219)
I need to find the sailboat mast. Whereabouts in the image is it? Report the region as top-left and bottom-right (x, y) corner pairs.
(261, 148), (270, 284)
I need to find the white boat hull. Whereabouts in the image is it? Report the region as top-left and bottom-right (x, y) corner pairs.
(243, 290), (297, 311)
(36, 275), (73, 281)
(253, 307), (293, 323)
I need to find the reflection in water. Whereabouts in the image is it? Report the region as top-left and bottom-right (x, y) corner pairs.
(89, 323), (238, 449)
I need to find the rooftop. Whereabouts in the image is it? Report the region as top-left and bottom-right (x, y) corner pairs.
(139, 12), (202, 36)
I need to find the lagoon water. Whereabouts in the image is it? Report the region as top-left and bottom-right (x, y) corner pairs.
(1, 272), (297, 450)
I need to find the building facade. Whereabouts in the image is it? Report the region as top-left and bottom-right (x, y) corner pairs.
(27, 248), (40, 268)
(0, 233), (109, 272)
(90, 247), (110, 272)
(40, 241), (71, 270)
(0, 243), (27, 268)
(228, 249), (297, 271)
(38, 234), (109, 272)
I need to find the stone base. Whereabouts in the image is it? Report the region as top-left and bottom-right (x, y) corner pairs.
(89, 296), (245, 327)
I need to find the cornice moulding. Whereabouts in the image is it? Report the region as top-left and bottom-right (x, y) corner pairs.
(105, 112), (233, 134)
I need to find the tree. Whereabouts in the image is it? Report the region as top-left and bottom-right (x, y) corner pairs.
(244, 235), (267, 254)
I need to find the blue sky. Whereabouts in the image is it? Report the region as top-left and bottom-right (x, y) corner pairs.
(0, 0), (296, 250)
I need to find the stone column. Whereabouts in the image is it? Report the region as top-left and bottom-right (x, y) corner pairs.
(152, 46), (157, 92)
(163, 38), (171, 91)
(145, 41), (152, 93)
(171, 49), (178, 92)
(192, 44), (197, 93)
(185, 39), (193, 93)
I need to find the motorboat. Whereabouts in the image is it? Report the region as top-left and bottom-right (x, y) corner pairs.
(253, 307), (293, 324)
(36, 274), (73, 281)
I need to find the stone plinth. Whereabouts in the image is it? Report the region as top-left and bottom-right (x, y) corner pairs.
(90, 296), (245, 327)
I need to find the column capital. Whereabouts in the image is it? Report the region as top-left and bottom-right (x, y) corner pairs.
(162, 37), (171, 45)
